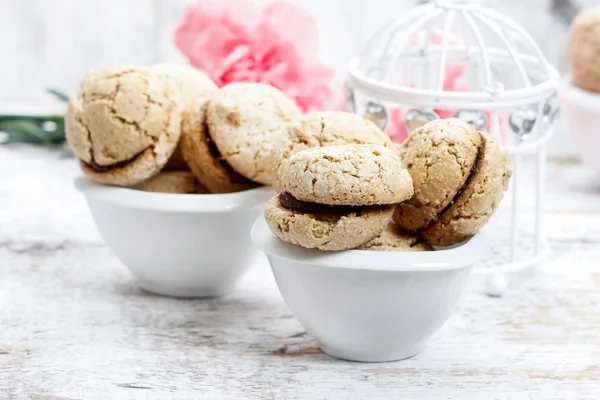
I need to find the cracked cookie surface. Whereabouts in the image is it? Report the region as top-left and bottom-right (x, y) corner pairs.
(206, 83), (301, 185)
(180, 97), (259, 193)
(135, 171), (208, 194)
(568, 6), (600, 92)
(280, 145), (414, 206)
(264, 197), (394, 251)
(358, 222), (432, 251)
(421, 132), (511, 246)
(66, 64), (181, 186)
(393, 118), (481, 231)
(272, 111), (397, 191)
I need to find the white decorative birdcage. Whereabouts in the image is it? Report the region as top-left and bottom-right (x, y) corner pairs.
(347, 0), (560, 296)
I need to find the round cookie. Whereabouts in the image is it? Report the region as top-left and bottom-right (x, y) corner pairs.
(152, 63), (218, 106)
(206, 83), (301, 185)
(180, 97), (259, 193)
(66, 64), (181, 187)
(393, 118), (481, 231)
(568, 6), (600, 92)
(153, 63), (219, 171)
(421, 132), (511, 246)
(358, 222), (432, 252)
(273, 111), (397, 190)
(280, 145), (414, 206)
(135, 171), (207, 194)
(264, 197), (394, 251)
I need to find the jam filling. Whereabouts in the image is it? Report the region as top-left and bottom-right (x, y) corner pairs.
(82, 149), (147, 172)
(278, 191), (368, 214)
(433, 144), (482, 221)
(204, 122), (257, 185)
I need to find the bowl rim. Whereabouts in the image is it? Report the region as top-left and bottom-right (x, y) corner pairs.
(74, 176), (274, 213)
(251, 217), (488, 272)
(557, 75), (600, 110)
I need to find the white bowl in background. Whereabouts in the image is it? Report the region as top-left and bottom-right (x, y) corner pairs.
(558, 76), (600, 173)
(75, 177), (273, 298)
(251, 217), (488, 363)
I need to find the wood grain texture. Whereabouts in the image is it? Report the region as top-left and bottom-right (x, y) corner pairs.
(1, 145), (600, 399)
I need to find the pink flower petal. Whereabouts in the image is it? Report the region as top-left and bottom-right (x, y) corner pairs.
(262, 1), (318, 59)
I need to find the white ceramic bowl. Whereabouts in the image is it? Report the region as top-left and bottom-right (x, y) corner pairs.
(75, 177), (273, 298)
(252, 217), (488, 362)
(558, 76), (600, 174)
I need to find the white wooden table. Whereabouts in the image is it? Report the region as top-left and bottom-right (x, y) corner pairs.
(1, 145), (599, 399)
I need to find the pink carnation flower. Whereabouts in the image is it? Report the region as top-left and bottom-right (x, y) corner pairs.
(174, 0), (344, 112)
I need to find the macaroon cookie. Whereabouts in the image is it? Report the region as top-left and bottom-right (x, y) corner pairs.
(264, 145), (414, 251)
(280, 144), (413, 206)
(357, 222), (432, 252)
(393, 118), (482, 231)
(66, 64), (181, 187)
(568, 6), (600, 92)
(206, 83), (301, 185)
(421, 132), (511, 246)
(135, 171), (207, 194)
(153, 63), (219, 171)
(272, 111), (397, 190)
(180, 97), (259, 193)
(152, 63), (218, 106)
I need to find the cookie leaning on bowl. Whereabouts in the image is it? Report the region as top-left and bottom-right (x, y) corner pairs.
(420, 132), (511, 246)
(394, 118), (511, 246)
(272, 111), (398, 191)
(66, 64), (181, 187)
(265, 145), (414, 251)
(180, 83), (301, 192)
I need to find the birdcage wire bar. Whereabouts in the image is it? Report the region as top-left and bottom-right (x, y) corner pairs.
(348, 0), (559, 295)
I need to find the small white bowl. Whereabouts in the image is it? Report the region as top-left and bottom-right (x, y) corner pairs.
(75, 177), (273, 298)
(558, 76), (600, 173)
(251, 217), (488, 363)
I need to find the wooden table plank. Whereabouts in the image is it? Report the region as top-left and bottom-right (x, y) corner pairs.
(1, 146), (599, 399)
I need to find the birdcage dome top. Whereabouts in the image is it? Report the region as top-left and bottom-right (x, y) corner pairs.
(348, 0), (560, 110)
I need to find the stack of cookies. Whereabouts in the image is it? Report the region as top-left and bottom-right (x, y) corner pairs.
(66, 63), (511, 250)
(66, 63), (300, 194)
(264, 118), (511, 251)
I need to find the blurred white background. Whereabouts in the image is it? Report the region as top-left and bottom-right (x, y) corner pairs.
(0, 0), (595, 155)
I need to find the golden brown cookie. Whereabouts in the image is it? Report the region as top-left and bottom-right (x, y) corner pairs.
(394, 118), (481, 231)
(265, 144), (413, 251)
(280, 145), (414, 206)
(180, 98), (259, 193)
(568, 6), (600, 92)
(66, 64), (181, 187)
(153, 63), (219, 171)
(421, 133), (511, 246)
(152, 63), (218, 106)
(206, 83), (301, 185)
(272, 111), (397, 191)
(358, 222), (432, 252)
(135, 171), (208, 194)
(264, 197), (394, 251)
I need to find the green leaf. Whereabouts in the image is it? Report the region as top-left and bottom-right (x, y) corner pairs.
(46, 88), (70, 102)
(0, 116), (65, 144)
